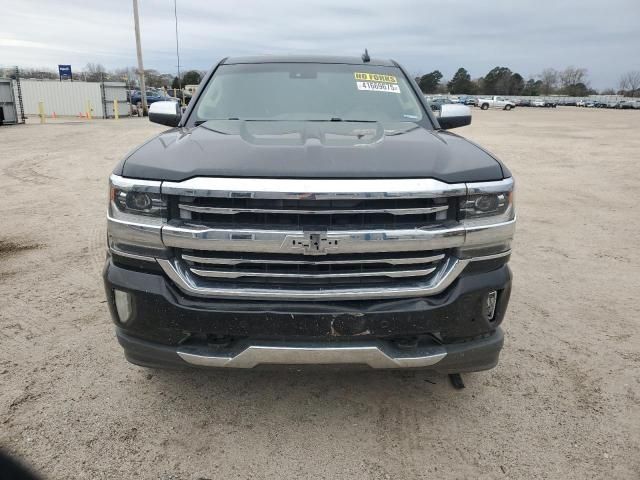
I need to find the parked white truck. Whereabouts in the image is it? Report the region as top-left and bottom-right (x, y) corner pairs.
(477, 96), (516, 111)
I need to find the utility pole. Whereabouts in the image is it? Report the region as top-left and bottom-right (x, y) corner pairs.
(133, 0), (148, 116)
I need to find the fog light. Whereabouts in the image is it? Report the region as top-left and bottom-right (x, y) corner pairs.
(114, 290), (133, 324)
(484, 290), (498, 321)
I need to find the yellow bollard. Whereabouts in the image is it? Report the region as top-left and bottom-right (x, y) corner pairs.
(38, 101), (45, 124)
(86, 100), (92, 120)
(114, 99), (119, 120)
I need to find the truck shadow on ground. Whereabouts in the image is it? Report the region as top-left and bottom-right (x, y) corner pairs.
(139, 366), (476, 411)
(103, 365), (495, 479)
(123, 366), (489, 455)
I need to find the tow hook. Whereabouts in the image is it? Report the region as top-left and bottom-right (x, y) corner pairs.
(449, 373), (465, 389)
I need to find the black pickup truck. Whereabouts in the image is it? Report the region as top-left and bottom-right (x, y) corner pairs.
(104, 55), (515, 373)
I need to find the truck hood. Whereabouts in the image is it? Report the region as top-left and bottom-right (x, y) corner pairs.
(120, 120), (505, 182)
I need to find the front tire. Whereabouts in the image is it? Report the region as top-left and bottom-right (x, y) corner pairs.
(481, 103), (489, 110)
(504, 105), (512, 111)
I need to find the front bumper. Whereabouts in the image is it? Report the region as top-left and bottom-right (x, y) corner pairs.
(117, 327), (504, 372)
(104, 257), (511, 371)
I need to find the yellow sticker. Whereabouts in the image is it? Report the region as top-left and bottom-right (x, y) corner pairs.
(354, 72), (398, 83)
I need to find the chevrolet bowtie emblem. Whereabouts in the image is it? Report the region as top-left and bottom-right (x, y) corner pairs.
(284, 232), (343, 255)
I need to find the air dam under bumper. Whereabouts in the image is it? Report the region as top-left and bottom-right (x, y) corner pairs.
(117, 328), (503, 372)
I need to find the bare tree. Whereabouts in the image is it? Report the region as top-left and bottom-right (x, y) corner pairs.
(112, 67), (136, 85)
(619, 71), (640, 97)
(538, 68), (558, 95)
(559, 67), (587, 90)
(19, 67), (58, 80)
(628, 71), (640, 97)
(559, 67), (589, 96)
(83, 63), (106, 82)
(140, 69), (166, 88)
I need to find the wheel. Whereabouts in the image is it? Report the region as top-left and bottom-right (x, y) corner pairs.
(504, 105), (512, 111)
(481, 103), (489, 110)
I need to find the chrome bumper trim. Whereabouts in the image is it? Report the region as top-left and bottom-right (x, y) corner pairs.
(157, 255), (469, 300)
(176, 341), (447, 369)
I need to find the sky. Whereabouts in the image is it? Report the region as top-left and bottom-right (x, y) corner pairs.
(1, 0), (638, 89)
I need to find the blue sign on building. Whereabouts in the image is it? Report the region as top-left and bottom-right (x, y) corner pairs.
(58, 65), (72, 81)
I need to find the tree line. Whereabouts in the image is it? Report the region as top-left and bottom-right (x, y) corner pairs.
(417, 67), (640, 97)
(4, 63), (639, 98)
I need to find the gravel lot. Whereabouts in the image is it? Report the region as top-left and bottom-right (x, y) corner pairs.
(1, 108), (639, 479)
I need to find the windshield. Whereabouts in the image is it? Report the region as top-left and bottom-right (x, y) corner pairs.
(194, 63), (424, 123)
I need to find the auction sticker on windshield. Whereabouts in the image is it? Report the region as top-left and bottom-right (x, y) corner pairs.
(355, 72), (401, 93)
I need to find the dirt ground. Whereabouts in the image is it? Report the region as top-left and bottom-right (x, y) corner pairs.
(1, 108), (638, 479)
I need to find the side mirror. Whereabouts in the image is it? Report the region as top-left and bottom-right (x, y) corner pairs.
(149, 101), (181, 127)
(438, 104), (472, 129)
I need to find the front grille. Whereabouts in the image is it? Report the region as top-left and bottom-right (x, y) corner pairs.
(176, 196), (454, 229)
(157, 177), (475, 299)
(180, 249), (447, 287)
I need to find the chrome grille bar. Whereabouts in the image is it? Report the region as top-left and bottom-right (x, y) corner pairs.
(157, 255), (470, 300)
(189, 266), (437, 279)
(178, 204), (449, 216)
(162, 177), (467, 199)
(162, 224), (466, 253)
(181, 253), (445, 266)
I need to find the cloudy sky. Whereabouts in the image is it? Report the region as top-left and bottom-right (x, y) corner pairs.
(1, 0), (638, 89)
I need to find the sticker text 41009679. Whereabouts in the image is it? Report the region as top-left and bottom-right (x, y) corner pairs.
(354, 72), (401, 93)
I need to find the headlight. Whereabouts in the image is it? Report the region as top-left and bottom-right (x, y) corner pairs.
(107, 174), (168, 260)
(456, 178), (516, 258)
(461, 191), (513, 219)
(112, 189), (166, 216)
(460, 178), (515, 223)
(109, 175), (166, 218)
